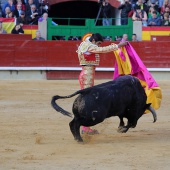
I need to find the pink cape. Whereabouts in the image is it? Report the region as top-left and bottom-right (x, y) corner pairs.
(113, 42), (159, 89)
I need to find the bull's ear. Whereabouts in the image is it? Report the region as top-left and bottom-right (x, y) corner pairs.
(145, 103), (151, 109)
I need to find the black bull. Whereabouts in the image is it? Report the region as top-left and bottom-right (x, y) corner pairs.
(51, 75), (157, 142)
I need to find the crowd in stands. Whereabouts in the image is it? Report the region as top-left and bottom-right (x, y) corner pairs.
(119, 0), (170, 26)
(0, 0), (170, 39)
(0, 0), (49, 23)
(0, 0), (49, 36)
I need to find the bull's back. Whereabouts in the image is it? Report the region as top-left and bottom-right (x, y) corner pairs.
(114, 75), (147, 100)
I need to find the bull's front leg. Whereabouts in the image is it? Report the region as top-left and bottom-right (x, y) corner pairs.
(117, 116), (125, 133)
(118, 118), (137, 133)
(117, 116), (132, 133)
(118, 125), (130, 133)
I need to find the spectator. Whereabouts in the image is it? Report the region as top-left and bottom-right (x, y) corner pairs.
(25, 0), (39, 11)
(148, 6), (160, 18)
(161, 6), (170, 19)
(26, 4), (41, 25)
(121, 33), (128, 42)
(161, 12), (170, 25)
(13, 4), (23, 17)
(39, 0), (49, 15)
(100, 0), (113, 40)
(25, 0), (34, 12)
(3, 8), (14, 18)
(32, 30), (45, 40)
(2, 7), (11, 18)
(13, 0), (25, 5)
(148, 1), (159, 13)
(97, 0), (112, 40)
(132, 5), (148, 26)
(16, 11), (27, 25)
(163, 5), (170, 14)
(0, 22), (7, 34)
(8, 11), (14, 18)
(33, 0), (40, 11)
(131, 0), (138, 9)
(148, 0), (159, 5)
(2, 0), (16, 17)
(132, 33), (138, 41)
(148, 10), (162, 25)
(38, 12), (48, 21)
(134, 0), (149, 14)
(115, 35), (123, 41)
(68, 36), (79, 40)
(118, 0), (132, 25)
(158, 0), (164, 9)
(14, 0), (25, 11)
(98, 0), (112, 26)
(160, 0), (170, 13)
(11, 24), (24, 34)
(38, 12), (58, 25)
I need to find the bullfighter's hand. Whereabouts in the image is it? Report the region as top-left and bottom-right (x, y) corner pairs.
(118, 42), (127, 48)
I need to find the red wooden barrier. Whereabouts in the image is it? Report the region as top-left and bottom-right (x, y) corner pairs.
(0, 34), (32, 40)
(151, 36), (170, 41)
(0, 38), (170, 68)
(0, 35), (170, 79)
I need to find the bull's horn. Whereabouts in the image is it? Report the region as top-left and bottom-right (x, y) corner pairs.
(148, 106), (157, 123)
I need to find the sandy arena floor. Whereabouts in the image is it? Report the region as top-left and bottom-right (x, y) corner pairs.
(0, 79), (170, 170)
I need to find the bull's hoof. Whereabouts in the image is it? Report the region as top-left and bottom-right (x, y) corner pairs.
(75, 136), (83, 142)
(117, 126), (128, 133)
(76, 138), (83, 142)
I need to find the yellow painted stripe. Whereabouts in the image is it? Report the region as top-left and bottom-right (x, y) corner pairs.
(23, 29), (37, 39)
(142, 31), (170, 40)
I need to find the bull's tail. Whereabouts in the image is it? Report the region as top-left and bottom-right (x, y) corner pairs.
(51, 91), (80, 118)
